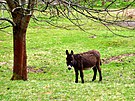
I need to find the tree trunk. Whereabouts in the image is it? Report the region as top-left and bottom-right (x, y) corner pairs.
(11, 13), (31, 80)
(5, 0), (35, 80)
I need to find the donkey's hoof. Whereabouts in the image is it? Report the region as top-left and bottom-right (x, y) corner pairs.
(99, 79), (102, 82)
(82, 81), (84, 83)
(92, 79), (96, 81)
(75, 81), (78, 83)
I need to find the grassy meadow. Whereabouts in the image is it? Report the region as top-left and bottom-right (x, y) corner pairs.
(0, 16), (135, 101)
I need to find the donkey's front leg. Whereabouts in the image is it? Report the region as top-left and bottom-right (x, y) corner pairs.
(75, 69), (78, 83)
(92, 66), (97, 81)
(80, 70), (84, 83)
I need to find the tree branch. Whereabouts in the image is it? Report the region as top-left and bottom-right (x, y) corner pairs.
(0, 18), (16, 26)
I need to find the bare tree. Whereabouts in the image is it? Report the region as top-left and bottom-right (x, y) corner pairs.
(0, 0), (135, 80)
(35, 0), (135, 30)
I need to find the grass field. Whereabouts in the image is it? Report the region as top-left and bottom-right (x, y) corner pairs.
(0, 17), (135, 101)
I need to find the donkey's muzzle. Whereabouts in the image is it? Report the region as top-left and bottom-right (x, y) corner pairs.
(68, 65), (72, 70)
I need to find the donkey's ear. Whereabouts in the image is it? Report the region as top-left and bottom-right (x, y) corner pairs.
(71, 50), (74, 55)
(66, 50), (69, 55)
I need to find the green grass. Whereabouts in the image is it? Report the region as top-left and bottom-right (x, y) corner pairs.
(0, 17), (135, 101)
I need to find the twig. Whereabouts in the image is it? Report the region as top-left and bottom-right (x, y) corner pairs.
(0, 18), (16, 26)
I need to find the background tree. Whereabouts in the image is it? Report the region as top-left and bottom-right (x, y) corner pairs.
(0, 0), (135, 80)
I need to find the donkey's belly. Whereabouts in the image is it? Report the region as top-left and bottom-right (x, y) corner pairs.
(83, 62), (96, 68)
(83, 65), (95, 70)
(83, 67), (91, 70)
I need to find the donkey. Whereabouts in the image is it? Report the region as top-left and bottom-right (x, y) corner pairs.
(66, 50), (102, 83)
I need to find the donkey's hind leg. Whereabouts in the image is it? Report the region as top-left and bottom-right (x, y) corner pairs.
(97, 65), (102, 81)
(92, 66), (97, 81)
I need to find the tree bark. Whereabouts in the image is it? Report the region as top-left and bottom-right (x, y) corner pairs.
(11, 12), (31, 80)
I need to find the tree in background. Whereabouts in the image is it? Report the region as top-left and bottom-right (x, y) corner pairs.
(0, 0), (135, 80)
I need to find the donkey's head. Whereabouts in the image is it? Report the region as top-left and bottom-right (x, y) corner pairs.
(66, 50), (74, 70)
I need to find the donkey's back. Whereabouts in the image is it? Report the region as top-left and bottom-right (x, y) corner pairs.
(77, 50), (101, 68)
(80, 50), (100, 58)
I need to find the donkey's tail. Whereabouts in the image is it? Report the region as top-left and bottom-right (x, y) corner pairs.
(100, 59), (102, 66)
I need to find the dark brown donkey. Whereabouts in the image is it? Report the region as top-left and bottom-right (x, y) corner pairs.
(66, 50), (102, 83)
